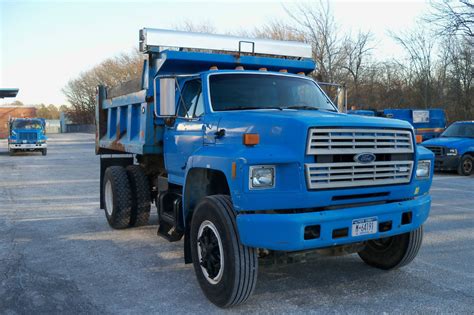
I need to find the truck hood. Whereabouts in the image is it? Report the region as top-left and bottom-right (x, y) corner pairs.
(422, 137), (472, 148)
(215, 109), (414, 150)
(219, 109), (412, 129)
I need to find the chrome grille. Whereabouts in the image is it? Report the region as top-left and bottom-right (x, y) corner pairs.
(424, 146), (443, 157)
(305, 161), (413, 189)
(305, 128), (414, 189)
(307, 128), (413, 155)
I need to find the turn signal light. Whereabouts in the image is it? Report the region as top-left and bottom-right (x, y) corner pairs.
(415, 135), (423, 143)
(243, 133), (259, 146)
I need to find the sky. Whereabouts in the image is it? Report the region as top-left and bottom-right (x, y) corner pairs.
(0, 0), (431, 105)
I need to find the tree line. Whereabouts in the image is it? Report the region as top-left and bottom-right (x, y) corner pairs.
(63, 0), (473, 123)
(2, 100), (67, 119)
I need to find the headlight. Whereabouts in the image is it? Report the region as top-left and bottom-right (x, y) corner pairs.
(446, 148), (457, 156)
(249, 166), (275, 189)
(416, 160), (431, 179)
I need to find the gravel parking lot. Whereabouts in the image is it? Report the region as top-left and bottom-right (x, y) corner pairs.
(0, 133), (473, 314)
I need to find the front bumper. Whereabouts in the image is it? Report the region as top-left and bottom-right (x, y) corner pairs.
(236, 194), (431, 251)
(9, 143), (47, 150)
(434, 155), (460, 171)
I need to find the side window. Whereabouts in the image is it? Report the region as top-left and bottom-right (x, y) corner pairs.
(194, 92), (204, 117)
(178, 79), (201, 118)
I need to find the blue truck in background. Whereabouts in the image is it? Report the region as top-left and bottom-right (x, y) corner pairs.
(8, 117), (48, 156)
(349, 109), (447, 142)
(422, 121), (474, 175)
(95, 29), (434, 307)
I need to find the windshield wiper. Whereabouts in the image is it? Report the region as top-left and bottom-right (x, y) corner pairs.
(284, 105), (336, 112)
(225, 106), (283, 111)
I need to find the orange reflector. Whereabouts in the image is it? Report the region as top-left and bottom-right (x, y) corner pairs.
(243, 133), (259, 146)
(415, 135), (423, 143)
(259, 67), (267, 71)
(231, 162), (237, 179)
(279, 69), (288, 73)
(297, 72), (305, 75)
(235, 66), (244, 70)
(209, 66), (218, 70)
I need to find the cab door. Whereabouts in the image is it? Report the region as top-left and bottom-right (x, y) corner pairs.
(164, 78), (205, 185)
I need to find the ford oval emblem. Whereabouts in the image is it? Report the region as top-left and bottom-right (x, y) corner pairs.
(354, 153), (376, 164)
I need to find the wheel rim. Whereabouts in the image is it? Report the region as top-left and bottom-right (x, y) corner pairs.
(463, 159), (472, 173)
(368, 236), (394, 252)
(197, 220), (224, 285)
(104, 180), (113, 216)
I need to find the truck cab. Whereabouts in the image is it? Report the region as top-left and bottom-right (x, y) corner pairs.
(8, 118), (48, 156)
(422, 121), (474, 175)
(96, 28), (434, 307)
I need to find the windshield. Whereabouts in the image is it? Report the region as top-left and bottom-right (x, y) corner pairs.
(441, 123), (474, 138)
(209, 73), (336, 112)
(12, 119), (42, 130)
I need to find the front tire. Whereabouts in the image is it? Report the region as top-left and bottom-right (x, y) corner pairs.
(103, 166), (132, 229)
(190, 195), (258, 308)
(457, 155), (473, 176)
(358, 225), (423, 270)
(42, 148), (47, 156)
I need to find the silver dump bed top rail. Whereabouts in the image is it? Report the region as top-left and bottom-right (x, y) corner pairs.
(139, 28), (313, 59)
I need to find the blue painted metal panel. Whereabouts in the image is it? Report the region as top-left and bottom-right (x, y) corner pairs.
(153, 50), (316, 76)
(237, 194), (431, 251)
(383, 108), (447, 140)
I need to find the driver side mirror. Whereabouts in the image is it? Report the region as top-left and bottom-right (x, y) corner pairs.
(155, 78), (176, 117)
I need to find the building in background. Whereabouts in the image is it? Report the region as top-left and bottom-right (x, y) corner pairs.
(0, 106), (37, 139)
(0, 88), (38, 139)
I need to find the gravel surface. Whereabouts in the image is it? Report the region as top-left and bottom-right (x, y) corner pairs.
(1, 133), (473, 314)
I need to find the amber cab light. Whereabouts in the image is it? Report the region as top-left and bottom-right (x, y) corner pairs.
(415, 135), (423, 144)
(243, 133), (260, 146)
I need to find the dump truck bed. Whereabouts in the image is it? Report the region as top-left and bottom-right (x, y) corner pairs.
(96, 28), (315, 156)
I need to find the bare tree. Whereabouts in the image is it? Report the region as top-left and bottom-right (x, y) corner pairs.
(174, 20), (216, 33)
(342, 31), (374, 105)
(284, 0), (347, 83)
(443, 36), (474, 117)
(63, 51), (143, 124)
(427, 0), (474, 38)
(391, 28), (437, 108)
(252, 20), (304, 41)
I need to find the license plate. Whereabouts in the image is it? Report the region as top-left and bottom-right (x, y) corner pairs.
(352, 217), (378, 236)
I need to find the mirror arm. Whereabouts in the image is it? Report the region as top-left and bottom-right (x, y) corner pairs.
(175, 79), (189, 117)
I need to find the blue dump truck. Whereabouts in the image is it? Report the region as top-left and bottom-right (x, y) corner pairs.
(422, 121), (474, 176)
(349, 109), (447, 142)
(8, 117), (47, 156)
(96, 29), (434, 307)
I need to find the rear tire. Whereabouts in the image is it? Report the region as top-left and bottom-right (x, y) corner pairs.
(190, 195), (258, 308)
(358, 226), (423, 270)
(457, 155), (473, 176)
(126, 165), (151, 227)
(103, 166), (132, 229)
